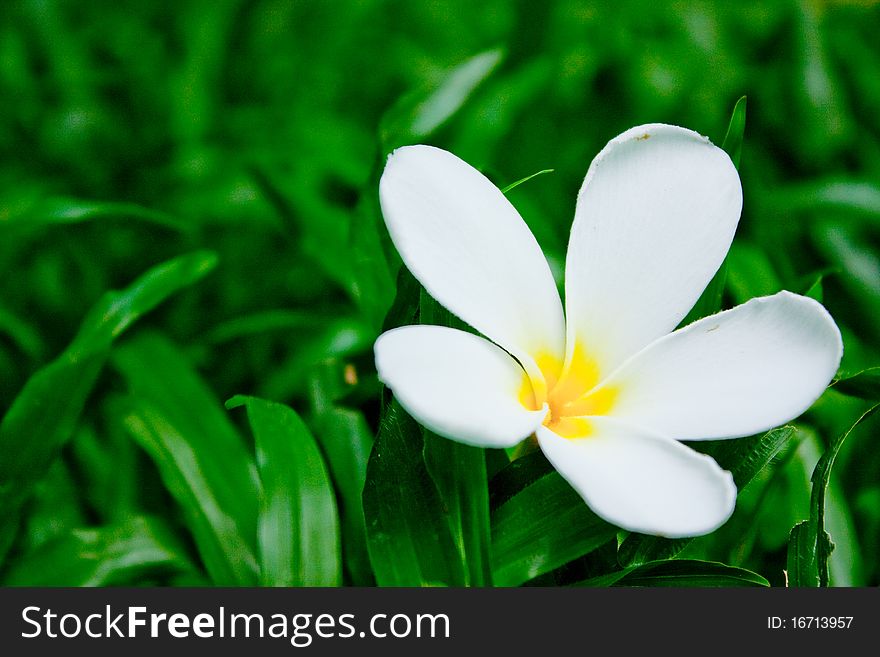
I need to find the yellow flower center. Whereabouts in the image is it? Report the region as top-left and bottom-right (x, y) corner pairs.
(518, 343), (617, 438)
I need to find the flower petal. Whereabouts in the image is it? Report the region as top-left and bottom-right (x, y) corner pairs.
(375, 325), (547, 448)
(565, 124), (743, 376)
(598, 291), (843, 440)
(379, 145), (565, 384)
(537, 418), (736, 537)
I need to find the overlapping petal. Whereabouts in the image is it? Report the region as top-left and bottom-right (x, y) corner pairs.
(379, 145), (566, 387)
(595, 291), (843, 440)
(374, 325), (548, 448)
(564, 124), (743, 377)
(537, 418), (736, 537)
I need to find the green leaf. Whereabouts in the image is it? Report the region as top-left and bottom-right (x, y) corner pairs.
(312, 407), (374, 585)
(420, 290), (492, 586)
(362, 400), (467, 586)
(350, 193), (396, 333)
(779, 180), (880, 221)
(576, 559), (768, 587)
(19, 460), (87, 552)
(361, 49), (503, 327)
(678, 97), (747, 327)
(720, 96), (747, 168)
(0, 305), (44, 361)
(113, 333), (260, 586)
(356, 52), (501, 328)
(248, 165), (355, 293)
(380, 49), (503, 150)
(6, 196), (189, 231)
(70, 419), (140, 523)
(805, 277), (824, 302)
(490, 466), (617, 586)
(0, 512), (19, 567)
(785, 405), (877, 587)
(786, 520), (820, 587)
(0, 251), (217, 537)
(680, 262), (728, 327)
(0, 352), (104, 516)
(424, 435), (492, 585)
(811, 404), (878, 586)
(205, 309), (337, 344)
(227, 396), (341, 587)
(798, 270), (833, 304)
(832, 367), (880, 400)
(381, 265), (421, 332)
(713, 425), (797, 488)
(726, 242), (783, 305)
(258, 315), (374, 401)
(3, 516), (197, 586)
(501, 169), (554, 194)
(619, 426), (795, 567)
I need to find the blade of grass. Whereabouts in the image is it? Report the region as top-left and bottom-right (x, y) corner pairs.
(575, 559), (768, 587)
(113, 333), (260, 586)
(362, 400), (468, 586)
(491, 468), (617, 586)
(3, 516), (197, 586)
(0, 251), (217, 557)
(228, 396), (341, 586)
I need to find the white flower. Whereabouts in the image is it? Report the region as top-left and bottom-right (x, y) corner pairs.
(373, 124), (842, 537)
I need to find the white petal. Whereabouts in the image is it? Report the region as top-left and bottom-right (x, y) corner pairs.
(375, 325), (547, 448)
(379, 145), (565, 382)
(537, 418), (736, 537)
(600, 291), (843, 440)
(565, 124), (743, 376)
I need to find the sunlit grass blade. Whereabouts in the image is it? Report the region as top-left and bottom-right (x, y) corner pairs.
(227, 395), (341, 586)
(575, 559), (769, 587)
(113, 333), (260, 586)
(362, 400), (468, 586)
(3, 516), (197, 586)
(0, 251), (217, 556)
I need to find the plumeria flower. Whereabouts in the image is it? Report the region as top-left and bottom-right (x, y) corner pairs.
(374, 124), (842, 537)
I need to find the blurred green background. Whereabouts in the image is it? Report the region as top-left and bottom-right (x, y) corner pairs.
(1, 0), (879, 587)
